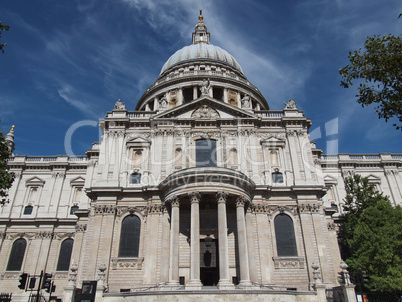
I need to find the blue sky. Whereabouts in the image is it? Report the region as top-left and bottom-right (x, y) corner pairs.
(1, 0), (401, 156)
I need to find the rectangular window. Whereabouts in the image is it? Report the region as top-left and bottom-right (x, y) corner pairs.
(196, 139), (217, 167)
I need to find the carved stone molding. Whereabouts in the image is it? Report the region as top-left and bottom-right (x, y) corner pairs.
(53, 272), (69, 279)
(35, 231), (54, 239)
(54, 232), (74, 240)
(116, 206), (148, 217)
(0, 231), (5, 239)
(147, 204), (166, 214)
(94, 205), (116, 215)
(75, 224), (87, 233)
(273, 257), (305, 269)
(298, 203), (321, 214)
(252, 204), (298, 215)
(6, 232), (35, 240)
(327, 222), (335, 231)
(111, 257), (144, 270)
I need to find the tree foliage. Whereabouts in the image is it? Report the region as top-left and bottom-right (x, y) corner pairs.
(342, 175), (402, 291)
(0, 21), (10, 54)
(0, 130), (14, 205)
(339, 34), (402, 130)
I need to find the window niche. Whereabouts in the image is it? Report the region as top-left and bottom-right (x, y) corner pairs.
(23, 177), (45, 217)
(70, 177), (85, 216)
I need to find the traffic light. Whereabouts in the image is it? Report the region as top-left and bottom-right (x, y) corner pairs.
(18, 273), (28, 289)
(361, 270), (368, 284)
(42, 273), (53, 293)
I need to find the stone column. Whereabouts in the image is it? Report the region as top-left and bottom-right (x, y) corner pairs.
(236, 196), (252, 288)
(223, 88), (228, 103)
(193, 86), (198, 100)
(178, 88), (184, 106)
(187, 192), (202, 289)
(167, 197), (180, 287)
(217, 192), (235, 289)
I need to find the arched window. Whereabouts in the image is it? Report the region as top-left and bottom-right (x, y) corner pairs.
(56, 238), (74, 271)
(274, 214), (297, 257)
(119, 215), (141, 257)
(196, 139), (217, 167)
(7, 238), (27, 271)
(24, 205), (33, 215)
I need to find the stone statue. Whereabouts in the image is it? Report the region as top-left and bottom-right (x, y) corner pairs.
(241, 94), (251, 108)
(114, 99), (125, 110)
(159, 95), (168, 108)
(284, 99), (297, 109)
(200, 78), (211, 96)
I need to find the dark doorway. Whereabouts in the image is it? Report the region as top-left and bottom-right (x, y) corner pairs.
(200, 238), (219, 286)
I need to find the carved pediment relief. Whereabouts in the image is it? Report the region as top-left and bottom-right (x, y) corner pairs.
(153, 97), (257, 120)
(191, 105), (220, 120)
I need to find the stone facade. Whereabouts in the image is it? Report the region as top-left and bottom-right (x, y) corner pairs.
(0, 12), (400, 302)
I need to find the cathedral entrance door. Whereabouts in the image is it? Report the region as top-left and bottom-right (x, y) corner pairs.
(200, 238), (219, 286)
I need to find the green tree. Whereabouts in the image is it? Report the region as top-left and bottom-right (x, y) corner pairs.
(342, 174), (384, 241)
(341, 174), (402, 291)
(0, 130), (15, 205)
(0, 21), (10, 53)
(339, 34), (402, 130)
(346, 200), (402, 291)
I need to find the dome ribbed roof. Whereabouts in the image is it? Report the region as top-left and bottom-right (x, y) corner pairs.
(160, 43), (243, 75)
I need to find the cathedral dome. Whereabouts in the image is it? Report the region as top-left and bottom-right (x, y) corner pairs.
(160, 43), (243, 75)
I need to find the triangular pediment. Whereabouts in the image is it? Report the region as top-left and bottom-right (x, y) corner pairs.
(153, 96), (258, 120)
(25, 176), (45, 187)
(260, 136), (286, 148)
(126, 136), (151, 148)
(366, 174), (381, 184)
(324, 175), (338, 185)
(70, 176), (85, 186)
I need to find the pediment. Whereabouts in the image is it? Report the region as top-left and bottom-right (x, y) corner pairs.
(324, 175), (338, 185)
(126, 136), (151, 148)
(366, 174), (381, 184)
(260, 136), (286, 148)
(25, 176), (45, 187)
(70, 176), (85, 186)
(153, 96), (258, 120)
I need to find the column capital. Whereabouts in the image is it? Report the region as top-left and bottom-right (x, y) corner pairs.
(188, 192), (201, 203)
(216, 191), (228, 203)
(166, 195), (180, 207)
(236, 195), (248, 207)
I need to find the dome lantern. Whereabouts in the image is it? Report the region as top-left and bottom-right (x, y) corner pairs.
(192, 9), (210, 45)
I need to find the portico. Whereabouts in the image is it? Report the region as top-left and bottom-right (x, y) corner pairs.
(160, 167), (255, 289)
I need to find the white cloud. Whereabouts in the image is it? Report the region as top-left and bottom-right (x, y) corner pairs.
(57, 84), (98, 118)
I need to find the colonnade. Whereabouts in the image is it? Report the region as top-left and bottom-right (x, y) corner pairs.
(166, 191), (253, 289)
